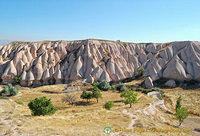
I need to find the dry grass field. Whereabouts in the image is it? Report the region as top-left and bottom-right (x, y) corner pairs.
(0, 82), (200, 136)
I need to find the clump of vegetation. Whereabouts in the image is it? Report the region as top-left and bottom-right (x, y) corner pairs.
(91, 81), (98, 87)
(14, 77), (22, 84)
(73, 58), (77, 62)
(134, 87), (161, 94)
(97, 80), (111, 91)
(28, 96), (56, 116)
(16, 100), (23, 105)
(115, 83), (128, 92)
(174, 107), (189, 126)
(121, 89), (138, 108)
(62, 94), (77, 105)
(151, 87), (160, 92)
(137, 67), (144, 77)
(176, 96), (182, 112)
(104, 101), (114, 110)
(0, 84), (19, 96)
(92, 87), (102, 103)
(122, 76), (135, 83)
(25, 67), (31, 72)
(80, 91), (93, 102)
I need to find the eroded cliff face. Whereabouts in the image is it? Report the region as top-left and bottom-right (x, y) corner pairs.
(0, 39), (199, 87)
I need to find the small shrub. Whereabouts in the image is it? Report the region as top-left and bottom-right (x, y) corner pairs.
(62, 94), (77, 105)
(91, 81), (99, 87)
(14, 77), (22, 84)
(152, 87), (160, 92)
(25, 67), (31, 72)
(28, 96), (56, 116)
(131, 87), (137, 91)
(122, 76), (135, 83)
(135, 88), (143, 92)
(104, 101), (114, 110)
(137, 68), (144, 77)
(16, 101), (23, 105)
(80, 91), (93, 102)
(0, 84), (19, 96)
(97, 80), (111, 91)
(111, 85), (116, 90)
(141, 89), (152, 94)
(115, 83), (128, 92)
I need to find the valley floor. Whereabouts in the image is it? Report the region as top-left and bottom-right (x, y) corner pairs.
(0, 83), (199, 136)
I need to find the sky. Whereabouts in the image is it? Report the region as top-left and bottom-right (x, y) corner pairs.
(0, 0), (200, 43)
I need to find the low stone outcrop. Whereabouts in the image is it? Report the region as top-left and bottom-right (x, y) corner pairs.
(144, 77), (154, 89)
(165, 80), (176, 88)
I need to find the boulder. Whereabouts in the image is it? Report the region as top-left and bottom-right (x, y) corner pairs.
(165, 80), (176, 88)
(144, 77), (153, 89)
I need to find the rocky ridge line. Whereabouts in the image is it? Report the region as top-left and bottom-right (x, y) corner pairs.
(0, 39), (199, 87)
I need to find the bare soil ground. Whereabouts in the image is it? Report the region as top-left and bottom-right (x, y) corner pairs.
(0, 82), (199, 136)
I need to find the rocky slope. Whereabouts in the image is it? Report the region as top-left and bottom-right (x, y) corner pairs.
(0, 39), (199, 87)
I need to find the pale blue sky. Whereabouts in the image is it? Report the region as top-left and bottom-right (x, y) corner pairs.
(0, 0), (200, 42)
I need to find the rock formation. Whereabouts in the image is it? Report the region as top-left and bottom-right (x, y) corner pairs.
(0, 39), (199, 87)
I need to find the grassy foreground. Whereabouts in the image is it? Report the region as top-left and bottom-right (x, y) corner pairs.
(0, 83), (199, 136)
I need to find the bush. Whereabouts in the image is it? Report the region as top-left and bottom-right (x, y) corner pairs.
(14, 77), (22, 84)
(62, 94), (77, 105)
(0, 84), (19, 96)
(115, 83), (128, 92)
(152, 87), (160, 92)
(104, 101), (114, 110)
(134, 87), (161, 94)
(91, 81), (99, 87)
(137, 68), (144, 77)
(97, 80), (111, 91)
(28, 96), (56, 116)
(141, 89), (152, 94)
(111, 85), (117, 90)
(80, 91), (93, 102)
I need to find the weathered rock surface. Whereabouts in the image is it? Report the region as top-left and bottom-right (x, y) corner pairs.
(0, 40), (200, 86)
(144, 77), (154, 89)
(165, 80), (176, 88)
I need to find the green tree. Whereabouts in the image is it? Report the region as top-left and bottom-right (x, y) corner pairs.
(28, 96), (56, 116)
(176, 96), (182, 112)
(174, 107), (189, 126)
(121, 90), (138, 108)
(97, 80), (111, 91)
(0, 84), (19, 96)
(92, 87), (102, 103)
(104, 101), (114, 110)
(80, 91), (92, 102)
